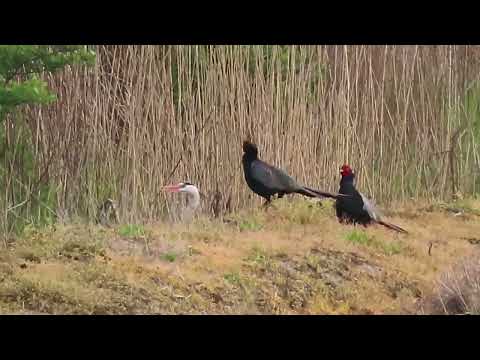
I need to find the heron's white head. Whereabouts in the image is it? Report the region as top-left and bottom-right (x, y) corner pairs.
(162, 182), (200, 211)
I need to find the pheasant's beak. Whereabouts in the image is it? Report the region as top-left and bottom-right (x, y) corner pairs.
(162, 184), (182, 193)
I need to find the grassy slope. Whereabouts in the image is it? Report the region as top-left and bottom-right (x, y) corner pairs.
(1, 197), (479, 315)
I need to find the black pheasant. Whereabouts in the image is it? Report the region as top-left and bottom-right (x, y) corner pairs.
(242, 141), (347, 206)
(335, 164), (408, 234)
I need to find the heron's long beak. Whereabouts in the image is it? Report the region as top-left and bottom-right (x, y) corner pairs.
(162, 184), (182, 193)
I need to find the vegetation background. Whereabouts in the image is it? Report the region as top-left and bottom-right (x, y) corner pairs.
(1, 45), (480, 315)
(2, 45), (480, 235)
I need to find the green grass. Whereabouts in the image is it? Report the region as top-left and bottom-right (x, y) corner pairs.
(228, 206), (266, 232)
(380, 242), (402, 256)
(345, 230), (372, 246)
(224, 272), (241, 285)
(118, 224), (145, 238)
(0, 117), (59, 234)
(274, 198), (329, 225)
(246, 246), (269, 265)
(344, 229), (402, 256)
(238, 219), (263, 232)
(161, 252), (177, 263)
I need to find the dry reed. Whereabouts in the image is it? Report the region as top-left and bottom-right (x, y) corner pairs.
(3, 45), (480, 226)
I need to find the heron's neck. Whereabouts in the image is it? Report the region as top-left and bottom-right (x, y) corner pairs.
(186, 189), (200, 210)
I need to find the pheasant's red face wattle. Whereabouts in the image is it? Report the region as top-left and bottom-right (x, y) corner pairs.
(340, 164), (353, 177)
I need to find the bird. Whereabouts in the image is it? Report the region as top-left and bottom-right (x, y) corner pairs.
(96, 198), (119, 226)
(162, 182), (200, 221)
(335, 164), (408, 234)
(241, 140), (347, 206)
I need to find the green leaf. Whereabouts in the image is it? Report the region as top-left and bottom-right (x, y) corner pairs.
(0, 45), (96, 121)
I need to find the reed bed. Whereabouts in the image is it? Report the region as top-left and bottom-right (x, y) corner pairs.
(3, 45), (480, 228)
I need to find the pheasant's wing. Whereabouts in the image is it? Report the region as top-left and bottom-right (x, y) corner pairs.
(360, 192), (382, 221)
(250, 161), (275, 184)
(251, 160), (297, 191)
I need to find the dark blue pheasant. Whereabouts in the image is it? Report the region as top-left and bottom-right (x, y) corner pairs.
(335, 164), (408, 234)
(242, 141), (347, 206)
